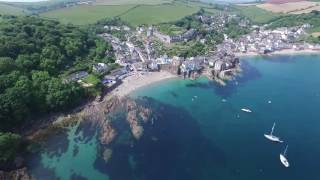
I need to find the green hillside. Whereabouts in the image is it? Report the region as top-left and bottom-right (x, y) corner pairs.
(40, 1), (200, 26)
(119, 3), (200, 26)
(41, 5), (135, 25)
(0, 3), (28, 15)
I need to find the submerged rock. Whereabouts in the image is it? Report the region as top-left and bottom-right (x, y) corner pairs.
(102, 148), (113, 164)
(0, 168), (32, 180)
(139, 106), (152, 123)
(99, 120), (117, 145)
(127, 110), (144, 140)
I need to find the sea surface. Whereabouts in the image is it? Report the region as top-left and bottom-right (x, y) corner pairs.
(28, 54), (320, 180)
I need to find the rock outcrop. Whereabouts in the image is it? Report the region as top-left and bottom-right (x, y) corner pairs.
(99, 120), (117, 145)
(102, 148), (113, 164)
(127, 110), (144, 140)
(139, 106), (152, 123)
(0, 168), (32, 180)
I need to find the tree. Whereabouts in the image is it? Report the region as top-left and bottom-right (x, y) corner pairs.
(0, 132), (22, 163)
(15, 54), (39, 72)
(0, 15), (112, 132)
(0, 57), (15, 74)
(40, 45), (65, 74)
(45, 78), (84, 110)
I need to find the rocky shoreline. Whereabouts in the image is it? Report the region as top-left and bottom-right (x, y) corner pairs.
(0, 168), (32, 180)
(6, 49), (318, 179)
(23, 95), (154, 170)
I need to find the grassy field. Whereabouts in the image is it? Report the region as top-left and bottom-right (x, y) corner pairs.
(41, 1), (200, 26)
(94, 0), (173, 5)
(257, 1), (320, 14)
(233, 5), (282, 24)
(41, 5), (135, 25)
(0, 3), (28, 15)
(119, 2), (200, 26)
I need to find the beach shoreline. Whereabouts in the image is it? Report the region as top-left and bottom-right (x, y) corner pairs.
(110, 49), (320, 98)
(236, 49), (320, 57)
(110, 71), (177, 97)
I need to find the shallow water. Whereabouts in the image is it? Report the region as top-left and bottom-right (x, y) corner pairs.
(29, 54), (320, 180)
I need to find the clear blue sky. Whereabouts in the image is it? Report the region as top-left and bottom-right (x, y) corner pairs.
(0, 0), (49, 2)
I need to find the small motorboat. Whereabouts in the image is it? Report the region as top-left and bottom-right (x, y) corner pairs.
(264, 122), (283, 143)
(280, 145), (290, 167)
(241, 108), (252, 113)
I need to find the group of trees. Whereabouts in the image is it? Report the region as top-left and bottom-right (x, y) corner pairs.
(224, 19), (250, 39)
(268, 11), (320, 44)
(91, 17), (129, 41)
(0, 15), (114, 165)
(159, 9), (250, 57)
(268, 11), (320, 30)
(174, 14), (202, 30)
(0, 132), (22, 164)
(0, 15), (112, 132)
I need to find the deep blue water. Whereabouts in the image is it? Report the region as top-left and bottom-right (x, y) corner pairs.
(29, 54), (320, 180)
(132, 54), (320, 180)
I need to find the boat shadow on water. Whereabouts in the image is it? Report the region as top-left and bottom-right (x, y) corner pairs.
(94, 97), (229, 180)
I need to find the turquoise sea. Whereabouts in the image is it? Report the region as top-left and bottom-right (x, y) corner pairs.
(28, 54), (320, 180)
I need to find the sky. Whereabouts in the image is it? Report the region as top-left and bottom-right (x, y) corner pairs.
(0, 0), (257, 3)
(0, 0), (49, 2)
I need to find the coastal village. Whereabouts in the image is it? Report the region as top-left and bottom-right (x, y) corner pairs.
(2, 0), (320, 179)
(57, 11), (320, 176)
(65, 10), (320, 97)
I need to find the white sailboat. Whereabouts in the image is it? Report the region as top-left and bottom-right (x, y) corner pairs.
(280, 145), (290, 167)
(241, 108), (252, 113)
(264, 123), (283, 143)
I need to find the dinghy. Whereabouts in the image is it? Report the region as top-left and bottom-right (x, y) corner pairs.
(241, 108), (252, 113)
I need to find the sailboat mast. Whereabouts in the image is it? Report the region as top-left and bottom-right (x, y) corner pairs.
(284, 145), (288, 156)
(270, 122), (275, 135)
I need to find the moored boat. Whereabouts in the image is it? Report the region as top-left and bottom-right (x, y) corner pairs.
(241, 108), (252, 113)
(280, 145), (290, 167)
(264, 122), (283, 143)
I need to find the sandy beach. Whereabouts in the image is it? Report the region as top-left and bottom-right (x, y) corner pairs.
(111, 71), (177, 97)
(236, 49), (320, 57)
(110, 49), (320, 97)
